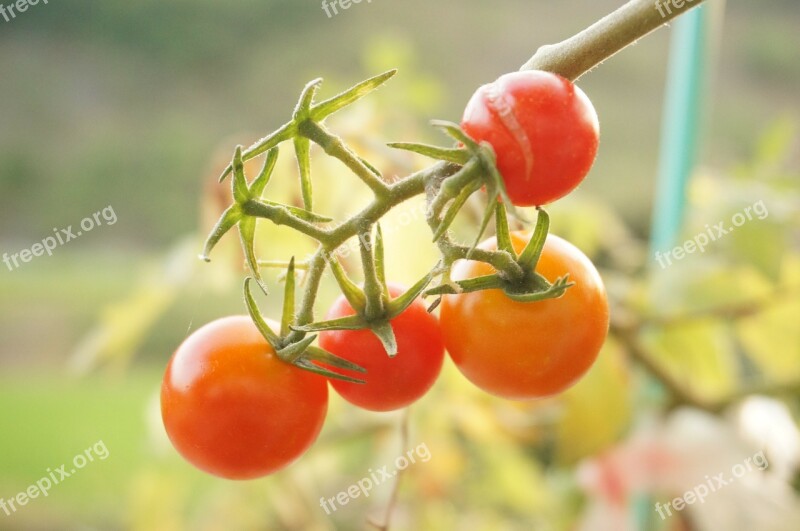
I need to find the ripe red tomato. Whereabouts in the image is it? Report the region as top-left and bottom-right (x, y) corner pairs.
(461, 70), (599, 207)
(440, 232), (608, 400)
(161, 315), (328, 479)
(319, 284), (445, 412)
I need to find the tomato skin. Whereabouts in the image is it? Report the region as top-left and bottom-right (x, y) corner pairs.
(440, 233), (608, 400)
(319, 284), (445, 412)
(461, 70), (599, 207)
(161, 315), (328, 480)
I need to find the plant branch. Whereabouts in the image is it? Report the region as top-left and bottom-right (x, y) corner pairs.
(521, 0), (707, 80)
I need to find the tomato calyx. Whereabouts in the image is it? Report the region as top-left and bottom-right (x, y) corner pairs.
(290, 225), (437, 358)
(391, 120), (524, 244)
(201, 145), (332, 292)
(243, 261), (367, 384)
(425, 206), (574, 303)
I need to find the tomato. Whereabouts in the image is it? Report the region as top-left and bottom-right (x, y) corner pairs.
(440, 232), (608, 400)
(161, 315), (328, 479)
(461, 70), (599, 207)
(319, 284), (445, 412)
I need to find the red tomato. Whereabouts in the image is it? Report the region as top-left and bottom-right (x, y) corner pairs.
(461, 70), (599, 206)
(319, 284), (445, 412)
(440, 232), (608, 400)
(161, 315), (328, 479)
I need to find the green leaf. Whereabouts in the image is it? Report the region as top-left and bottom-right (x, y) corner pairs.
(737, 297), (800, 382)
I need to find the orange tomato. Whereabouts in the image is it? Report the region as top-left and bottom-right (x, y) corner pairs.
(440, 232), (608, 400)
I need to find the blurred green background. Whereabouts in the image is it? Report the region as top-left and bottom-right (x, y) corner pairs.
(1, 1), (799, 530)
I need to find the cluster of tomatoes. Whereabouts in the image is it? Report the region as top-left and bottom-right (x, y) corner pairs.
(161, 70), (608, 480)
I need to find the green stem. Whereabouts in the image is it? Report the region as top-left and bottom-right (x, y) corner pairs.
(521, 0), (707, 80)
(287, 249), (327, 343)
(299, 120), (390, 197)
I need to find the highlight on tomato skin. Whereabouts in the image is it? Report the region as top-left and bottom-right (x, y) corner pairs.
(160, 315), (329, 480)
(319, 284), (446, 412)
(440, 232), (609, 401)
(461, 70), (600, 207)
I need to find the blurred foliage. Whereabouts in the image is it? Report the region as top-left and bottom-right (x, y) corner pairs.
(5, 82), (789, 530)
(1, 1), (799, 530)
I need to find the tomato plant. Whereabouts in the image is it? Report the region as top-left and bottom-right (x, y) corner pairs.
(461, 70), (599, 207)
(440, 232), (609, 400)
(319, 284), (445, 412)
(161, 315), (328, 479)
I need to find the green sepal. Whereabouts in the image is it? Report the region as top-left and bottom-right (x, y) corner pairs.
(238, 216), (263, 290)
(387, 142), (470, 165)
(293, 136), (313, 210)
(304, 345), (366, 374)
(517, 208), (550, 271)
(276, 334), (316, 363)
(218, 123), (297, 182)
(369, 320), (398, 358)
(494, 201), (516, 258)
(251, 147), (279, 198)
(290, 314), (367, 333)
(466, 199), (497, 259)
(326, 252), (367, 311)
(374, 224), (388, 293)
(293, 78), (322, 121)
(431, 119), (479, 148)
(258, 200), (332, 223)
(310, 69), (397, 122)
(294, 357), (366, 384)
(243, 277), (281, 348)
(387, 265), (437, 318)
(503, 274), (573, 303)
(280, 257), (296, 337)
(424, 273), (505, 296)
(200, 205), (242, 261)
(432, 178), (483, 243)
